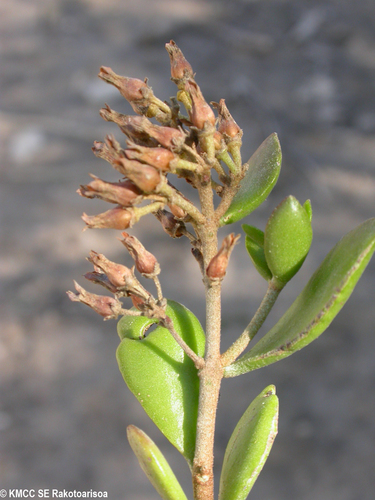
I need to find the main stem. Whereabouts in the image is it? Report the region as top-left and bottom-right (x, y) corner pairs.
(193, 179), (224, 500)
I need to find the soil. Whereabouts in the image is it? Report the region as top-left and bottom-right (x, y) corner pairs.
(1, 1), (375, 499)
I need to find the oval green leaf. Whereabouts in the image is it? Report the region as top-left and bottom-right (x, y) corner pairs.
(225, 218), (375, 377)
(264, 195), (313, 287)
(127, 425), (188, 500)
(220, 133), (281, 226)
(218, 385), (278, 500)
(243, 224), (273, 281)
(117, 300), (205, 466)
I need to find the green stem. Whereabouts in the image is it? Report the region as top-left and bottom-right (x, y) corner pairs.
(221, 279), (281, 368)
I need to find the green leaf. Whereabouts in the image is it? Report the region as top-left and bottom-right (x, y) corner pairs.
(220, 133), (282, 226)
(117, 300), (205, 466)
(264, 195), (313, 288)
(303, 199), (313, 222)
(225, 218), (375, 377)
(127, 425), (188, 500)
(218, 385), (279, 500)
(242, 224), (273, 281)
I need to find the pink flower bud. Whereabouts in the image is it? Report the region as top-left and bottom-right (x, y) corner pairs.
(184, 80), (216, 130)
(124, 145), (175, 172)
(165, 40), (194, 81)
(78, 175), (142, 206)
(82, 207), (133, 230)
(115, 158), (162, 193)
(67, 281), (122, 320)
(206, 233), (240, 279)
(143, 122), (186, 150)
(120, 232), (159, 276)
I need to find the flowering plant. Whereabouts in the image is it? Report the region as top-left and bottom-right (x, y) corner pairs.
(68, 41), (375, 500)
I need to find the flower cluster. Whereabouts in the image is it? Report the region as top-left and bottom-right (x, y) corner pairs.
(68, 41), (243, 321)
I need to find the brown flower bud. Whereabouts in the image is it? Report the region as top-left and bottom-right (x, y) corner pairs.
(99, 67), (148, 103)
(212, 99), (241, 138)
(185, 80), (216, 130)
(120, 232), (160, 276)
(67, 281), (122, 320)
(82, 207), (133, 230)
(78, 175), (141, 206)
(124, 145), (175, 172)
(155, 209), (186, 238)
(165, 40), (194, 81)
(115, 158), (161, 193)
(206, 233), (240, 279)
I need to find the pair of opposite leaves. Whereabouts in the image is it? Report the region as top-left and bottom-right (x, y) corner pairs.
(117, 134), (375, 499)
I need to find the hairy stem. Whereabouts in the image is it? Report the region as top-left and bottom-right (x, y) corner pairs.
(221, 279), (281, 368)
(192, 177), (223, 500)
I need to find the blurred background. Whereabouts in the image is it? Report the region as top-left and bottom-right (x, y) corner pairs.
(1, 0), (375, 499)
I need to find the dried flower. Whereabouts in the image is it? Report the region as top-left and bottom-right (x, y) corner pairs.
(83, 271), (119, 294)
(165, 40), (194, 82)
(120, 232), (160, 276)
(212, 99), (241, 139)
(125, 145), (175, 172)
(82, 207), (133, 230)
(206, 234), (240, 279)
(185, 80), (216, 130)
(87, 251), (149, 299)
(67, 281), (122, 320)
(155, 209), (186, 238)
(78, 175), (141, 206)
(115, 158), (162, 193)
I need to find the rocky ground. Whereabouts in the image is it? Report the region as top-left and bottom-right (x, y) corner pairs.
(1, 1), (375, 499)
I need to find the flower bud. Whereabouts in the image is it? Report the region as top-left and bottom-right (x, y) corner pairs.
(155, 209), (186, 238)
(167, 203), (186, 219)
(165, 40), (194, 81)
(82, 206), (133, 230)
(206, 233), (240, 279)
(115, 158), (162, 193)
(130, 294), (147, 311)
(99, 66), (148, 103)
(185, 80), (216, 130)
(212, 99), (241, 138)
(120, 232), (160, 276)
(67, 281), (122, 320)
(100, 105), (157, 145)
(124, 145), (175, 172)
(143, 122), (186, 150)
(78, 175), (142, 206)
